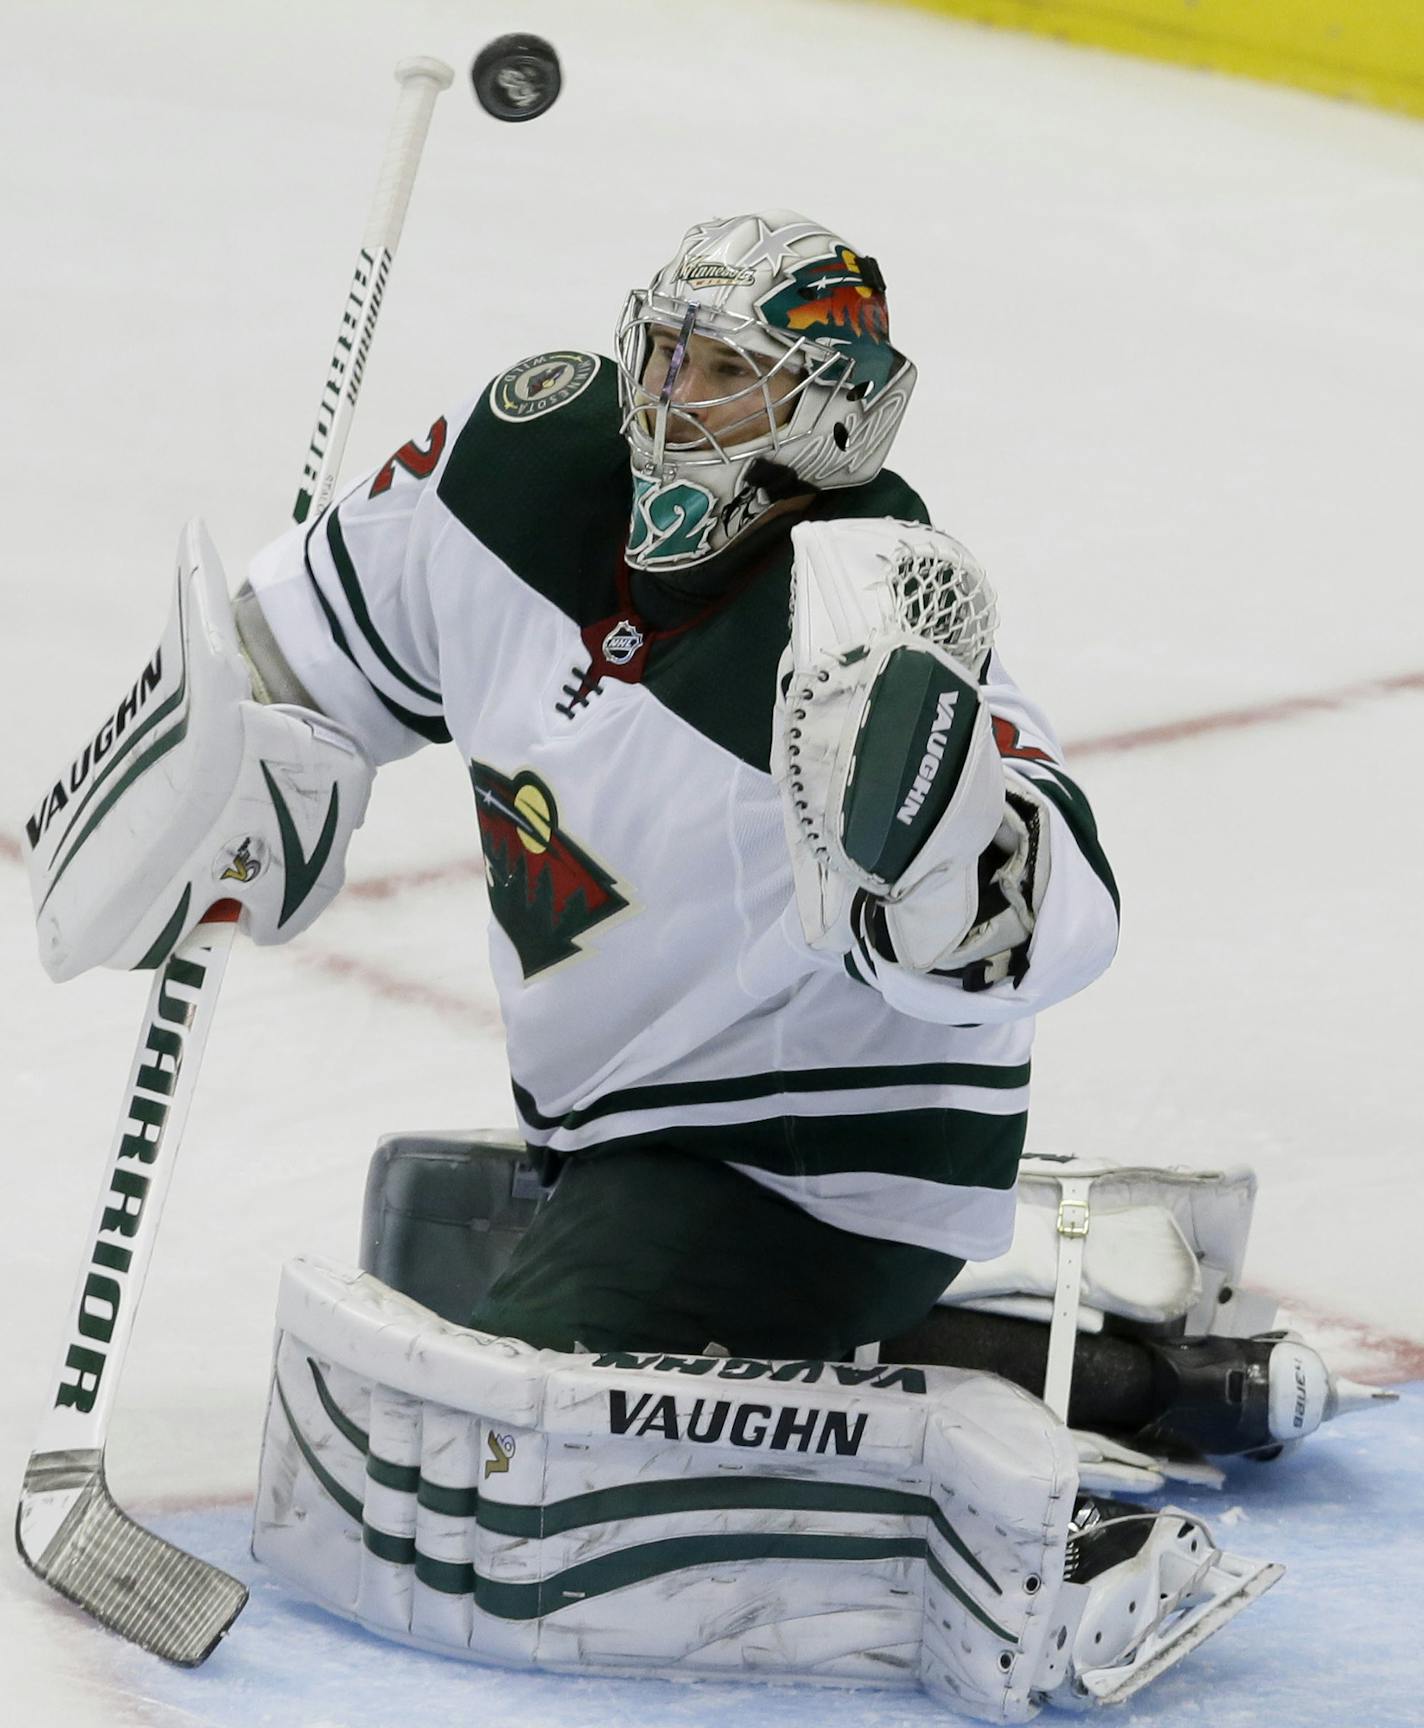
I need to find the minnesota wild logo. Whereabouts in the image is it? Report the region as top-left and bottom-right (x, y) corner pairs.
(758, 247), (896, 397)
(470, 761), (629, 978)
(488, 350), (600, 422)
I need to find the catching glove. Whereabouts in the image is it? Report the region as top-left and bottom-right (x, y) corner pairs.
(772, 518), (1035, 975)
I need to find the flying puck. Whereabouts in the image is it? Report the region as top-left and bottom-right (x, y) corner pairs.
(471, 34), (562, 122)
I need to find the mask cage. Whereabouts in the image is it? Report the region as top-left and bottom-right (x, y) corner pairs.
(616, 290), (857, 480)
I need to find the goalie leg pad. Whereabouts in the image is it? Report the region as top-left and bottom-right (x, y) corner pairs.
(256, 1255), (1088, 1717)
(938, 1155), (1266, 1337)
(255, 1256), (1277, 1718)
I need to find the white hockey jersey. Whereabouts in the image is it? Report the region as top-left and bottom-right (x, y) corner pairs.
(248, 351), (1120, 1263)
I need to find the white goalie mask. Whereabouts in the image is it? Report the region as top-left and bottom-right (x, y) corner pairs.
(616, 210), (917, 572)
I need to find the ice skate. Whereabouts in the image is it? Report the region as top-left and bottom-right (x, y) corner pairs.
(1039, 1496), (1282, 1709)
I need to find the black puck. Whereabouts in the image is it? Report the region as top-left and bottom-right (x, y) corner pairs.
(471, 34), (562, 122)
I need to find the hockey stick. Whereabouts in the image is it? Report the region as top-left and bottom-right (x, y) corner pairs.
(294, 56), (454, 523)
(15, 54), (455, 1666)
(16, 905), (246, 1663)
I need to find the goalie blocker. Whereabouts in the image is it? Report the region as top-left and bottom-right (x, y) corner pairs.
(24, 519), (373, 981)
(255, 1244), (1280, 1717)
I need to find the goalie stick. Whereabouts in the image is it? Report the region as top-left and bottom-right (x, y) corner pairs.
(16, 905), (245, 1663)
(15, 53), (455, 1665)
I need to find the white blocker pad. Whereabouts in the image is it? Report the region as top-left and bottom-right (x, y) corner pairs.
(26, 519), (372, 981)
(941, 1156), (1274, 1338)
(256, 1256), (1082, 1722)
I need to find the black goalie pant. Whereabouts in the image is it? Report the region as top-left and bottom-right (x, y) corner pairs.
(469, 1145), (964, 1361)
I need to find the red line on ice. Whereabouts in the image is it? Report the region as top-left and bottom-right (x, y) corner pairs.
(1268, 1292), (1424, 1385)
(1070, 669), (1424, 758)
(293, 949), (502, 1031)
(344, 858), (483, 901)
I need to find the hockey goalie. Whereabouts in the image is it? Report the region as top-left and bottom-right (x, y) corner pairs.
(22, 209), (1393, 1715)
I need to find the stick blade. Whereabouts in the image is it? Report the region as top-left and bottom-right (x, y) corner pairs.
(16, 1450), (247, 1666)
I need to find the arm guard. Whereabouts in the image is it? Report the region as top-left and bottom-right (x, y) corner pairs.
(25, 519), (373, 981)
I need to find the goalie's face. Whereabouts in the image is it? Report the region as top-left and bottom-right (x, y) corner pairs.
(638, 325), (801, 450)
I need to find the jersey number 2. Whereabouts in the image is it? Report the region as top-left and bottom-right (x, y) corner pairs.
(369, 417), (448, 499)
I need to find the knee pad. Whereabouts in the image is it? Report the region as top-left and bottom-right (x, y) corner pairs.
(358, 1131), (545, 1323)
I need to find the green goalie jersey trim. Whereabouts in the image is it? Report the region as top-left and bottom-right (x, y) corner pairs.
(437, 354), (930, 771)
(512, 1077), (1028, 1195)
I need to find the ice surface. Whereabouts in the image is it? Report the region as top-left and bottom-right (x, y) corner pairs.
(2, 0), (1421, 1722)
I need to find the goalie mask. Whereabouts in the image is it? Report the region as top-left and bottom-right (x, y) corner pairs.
(616, 210), (917, 572)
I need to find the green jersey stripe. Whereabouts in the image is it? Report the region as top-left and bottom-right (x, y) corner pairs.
(510, 1107), (1026, 1192)
(324, 510), (443, 705)
(512, 1059), (1032, 1133)
(305, 538), (451, 745)
(1021, 762), (1121, 916)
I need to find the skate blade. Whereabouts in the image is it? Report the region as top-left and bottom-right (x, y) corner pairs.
(1081, 1554), (1284, 1706)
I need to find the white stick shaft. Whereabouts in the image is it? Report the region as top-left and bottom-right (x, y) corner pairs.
(293, 57), (454, 525)
(33, 910), (239, 1456)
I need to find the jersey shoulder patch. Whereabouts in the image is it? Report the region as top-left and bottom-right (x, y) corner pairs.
(487, 350), (602, 422)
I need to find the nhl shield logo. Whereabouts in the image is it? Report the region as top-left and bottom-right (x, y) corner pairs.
(601, 619), (644, 666)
